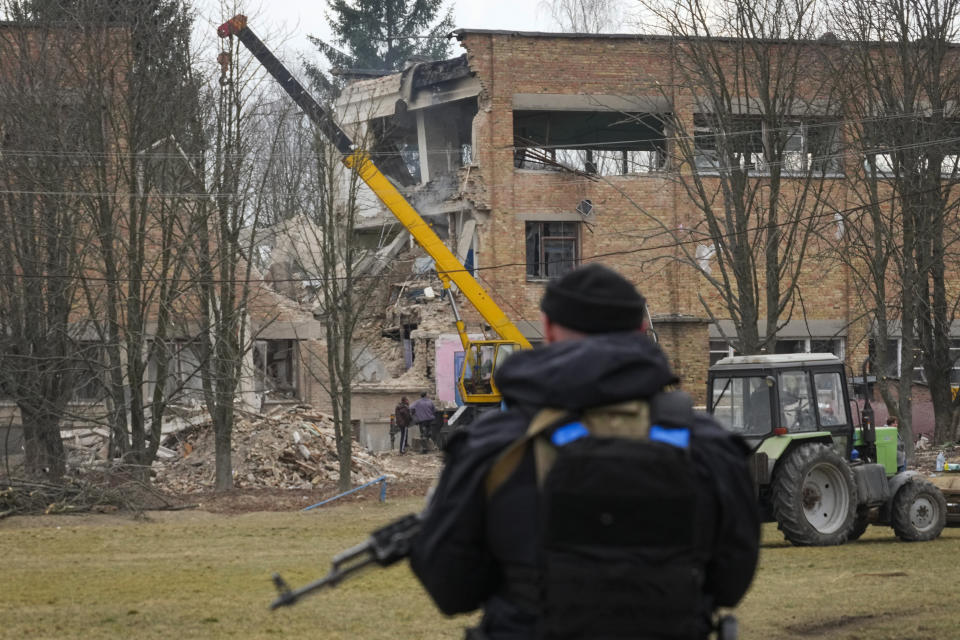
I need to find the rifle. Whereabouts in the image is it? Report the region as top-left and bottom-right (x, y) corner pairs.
(269, 513), (422, 610)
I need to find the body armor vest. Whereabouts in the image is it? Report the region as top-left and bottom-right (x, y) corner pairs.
(487, 392), (706, 640)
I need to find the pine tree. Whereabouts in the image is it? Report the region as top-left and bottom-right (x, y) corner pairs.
(306, 0), (454, 93)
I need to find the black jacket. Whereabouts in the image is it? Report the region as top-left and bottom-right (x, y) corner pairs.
(410, 333), (760, 638)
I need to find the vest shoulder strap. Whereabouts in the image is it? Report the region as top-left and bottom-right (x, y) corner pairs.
(485, 399), (659, 499)
(485, 407), (568, 499)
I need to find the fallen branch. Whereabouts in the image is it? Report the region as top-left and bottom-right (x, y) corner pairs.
(0, 470), (189, 518)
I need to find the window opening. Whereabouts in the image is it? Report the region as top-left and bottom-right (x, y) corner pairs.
(253, 339), (299, 399)
(155, 340), (204, 404)
(779, 370), (815, 432)
(774, 337), (843, 358)
(711, 375), (772, 436)
(694, 115), (840, 174)
(526, 221), (579, 280)
(462, 343), (495, 396)
(867, 336), (960, 382)
(694, 115), (764, 171)
(68, 342), (104, 402)
(710, 340), (735, 366)
(814, 372), (846, 426)
(514, 110), (667, 175)
(862, 119), (960, 177)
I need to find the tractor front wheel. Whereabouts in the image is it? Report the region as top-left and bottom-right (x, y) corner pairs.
(891, 478), (946, 542)
(771, 444), (857, 546)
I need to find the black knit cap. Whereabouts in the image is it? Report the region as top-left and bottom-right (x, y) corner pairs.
(540, 263), (646, 334)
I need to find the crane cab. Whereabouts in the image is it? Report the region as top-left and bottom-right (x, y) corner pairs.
(458, 339), (520, 405)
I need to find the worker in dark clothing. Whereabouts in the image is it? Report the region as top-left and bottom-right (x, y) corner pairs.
(394, 396), (412, 455)
(410, 391), (437, 454)
(410, 264), (760, 640)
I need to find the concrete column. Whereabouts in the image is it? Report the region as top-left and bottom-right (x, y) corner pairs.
(416, 110), (430, 183)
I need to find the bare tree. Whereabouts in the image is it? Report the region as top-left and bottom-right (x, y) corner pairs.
(638, 0), (838, 355)
(540, 0), (623, 33)
(24, 0), (204, 480)
(0, 13), (98, 479)
(258, 86), (399, 491)
(192, 23), (288, 491)
(830, 0), (960, 448)
(309, 130), (392, 492)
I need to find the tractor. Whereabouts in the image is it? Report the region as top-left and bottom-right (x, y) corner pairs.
(707, 353), (946, 545)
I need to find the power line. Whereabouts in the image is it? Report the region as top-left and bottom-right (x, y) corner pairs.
(0, 104), (958, 163)
(3, 128), (960, 200)
(0, 181), (949, 288)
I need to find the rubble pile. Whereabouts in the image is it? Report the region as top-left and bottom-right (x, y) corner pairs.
(913, 438), (960, 473)
(153, 405), (389, 493)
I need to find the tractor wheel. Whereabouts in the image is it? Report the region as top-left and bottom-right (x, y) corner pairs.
(771, 444), (857, 546)
(891, 478), (946, 542)
(846, 506), (871, 542)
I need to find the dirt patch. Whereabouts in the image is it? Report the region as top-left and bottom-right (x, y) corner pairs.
(183, 474), (436, 515)
(783, 611), (900, 636)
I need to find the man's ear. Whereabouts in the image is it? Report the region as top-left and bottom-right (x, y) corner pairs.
(541, 312), (557, 344)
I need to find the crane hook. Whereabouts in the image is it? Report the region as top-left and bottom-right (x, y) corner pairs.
(217, 51), (232, 86)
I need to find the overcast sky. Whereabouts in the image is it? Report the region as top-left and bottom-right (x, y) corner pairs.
(194, 0), (553, 63)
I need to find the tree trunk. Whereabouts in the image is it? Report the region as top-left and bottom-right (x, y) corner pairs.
(214, 403), (234, 491)
(21, 408), (66, 480)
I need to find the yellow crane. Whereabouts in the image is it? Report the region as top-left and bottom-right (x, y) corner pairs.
(217, 15), (531, 407)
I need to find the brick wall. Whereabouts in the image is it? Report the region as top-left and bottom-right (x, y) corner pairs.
(454, 31), (907, 387)
(654, 318), (711, 406)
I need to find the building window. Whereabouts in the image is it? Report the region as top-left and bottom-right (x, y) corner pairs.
(68, 342), (104, 402)
(868, 337), (960, 383)
(773, 337), (843, 358)
(868, 338), (899, 377)
(253, 339), (299, 400)
(952, 340), (960, 384)
(865, 152), (960, 177)
(694, 115), (840, 174)
(783, 121), (841, 173)
(694, 115), (764, 171)
(513, 110), (667, 175)
(165, 341), (204, 403)
(145, 340), (204, 405)
(545, 148), (666, 176)
(710, 340), (736, 366)
(909, 340), (960, 384)
(861, 119), (960, 178)
(526, 221), (579, 280)
(137, 148), (193, 196)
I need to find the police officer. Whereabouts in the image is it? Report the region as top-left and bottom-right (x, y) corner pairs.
(410, 263), (760, 639)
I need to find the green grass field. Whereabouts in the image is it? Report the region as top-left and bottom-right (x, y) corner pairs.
(2, 497), (958, 639)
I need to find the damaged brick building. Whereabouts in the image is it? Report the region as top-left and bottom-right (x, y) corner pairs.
(334, 30), (848, 408)
(330, 28), (960, 425)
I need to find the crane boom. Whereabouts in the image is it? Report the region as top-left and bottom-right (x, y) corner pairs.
(217, 15), (531, 354)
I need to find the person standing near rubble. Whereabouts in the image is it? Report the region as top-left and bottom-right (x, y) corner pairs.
(409, 264), (760, 640)
(410, 391), (436, 454)
(394, 396), (412, 455)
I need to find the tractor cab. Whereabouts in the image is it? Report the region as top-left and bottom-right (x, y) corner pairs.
(708, 353), (853, 455)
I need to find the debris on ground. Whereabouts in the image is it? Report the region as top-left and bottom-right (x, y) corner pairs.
(0, 474), (183, 520)
(914, 442), (960, 474)
(153, 404), (441, 493)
